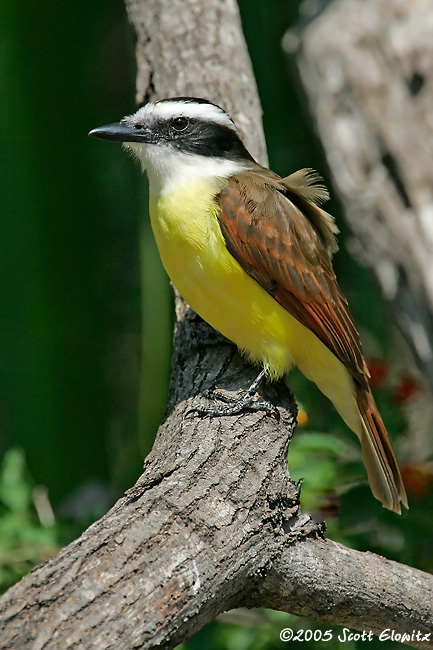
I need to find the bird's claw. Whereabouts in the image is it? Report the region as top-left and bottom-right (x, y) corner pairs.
(186, 386), (280, 421)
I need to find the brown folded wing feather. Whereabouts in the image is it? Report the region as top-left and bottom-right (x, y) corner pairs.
(216, 167), (369, 389)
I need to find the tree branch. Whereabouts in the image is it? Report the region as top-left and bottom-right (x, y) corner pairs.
(1, 1), (432, 648)
(1, 302), (432, 650)
(257, 539), (433, 647)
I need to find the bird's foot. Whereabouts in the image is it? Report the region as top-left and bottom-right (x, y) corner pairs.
(187, 368), (280, 421)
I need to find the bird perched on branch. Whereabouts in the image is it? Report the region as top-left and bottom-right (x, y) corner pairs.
(90, 97), (407, 514)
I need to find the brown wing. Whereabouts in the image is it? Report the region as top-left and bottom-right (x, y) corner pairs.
(216, 168), (369, 388)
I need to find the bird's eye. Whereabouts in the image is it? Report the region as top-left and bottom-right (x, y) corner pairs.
(171, 117), (189, 132)
(134, 123), (143, 129)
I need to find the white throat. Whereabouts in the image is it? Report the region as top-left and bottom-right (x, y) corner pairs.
(124, 142), (252, 195)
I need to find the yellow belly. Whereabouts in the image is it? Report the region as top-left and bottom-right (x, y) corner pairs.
(149, 179), (360, 435)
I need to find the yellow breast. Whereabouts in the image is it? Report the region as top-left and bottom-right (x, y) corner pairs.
(149, 179), (300, 376)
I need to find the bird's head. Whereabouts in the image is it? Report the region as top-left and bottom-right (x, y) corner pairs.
(89, 97), (255, 192)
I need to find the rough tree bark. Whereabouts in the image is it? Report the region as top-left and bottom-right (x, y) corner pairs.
(290, 0), (433, 389)
(1, 1), (433, 649)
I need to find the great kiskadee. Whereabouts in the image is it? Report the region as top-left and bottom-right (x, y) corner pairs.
(89, 97), (407, 513)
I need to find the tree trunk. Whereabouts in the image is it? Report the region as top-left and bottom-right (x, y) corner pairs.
(291, 0), (433, 388)
(1, 1), (433, 649)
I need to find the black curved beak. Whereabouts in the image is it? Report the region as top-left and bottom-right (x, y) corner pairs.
(88, 122), (154, 143)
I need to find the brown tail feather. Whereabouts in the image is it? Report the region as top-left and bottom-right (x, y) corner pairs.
(356, 387), (408, 514)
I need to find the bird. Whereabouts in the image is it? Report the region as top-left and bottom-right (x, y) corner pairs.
(89, 96), (407, 514)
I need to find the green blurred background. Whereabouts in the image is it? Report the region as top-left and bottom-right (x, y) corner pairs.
(1, 1), (432, 648)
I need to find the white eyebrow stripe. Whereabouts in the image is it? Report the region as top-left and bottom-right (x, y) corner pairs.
(125, 100), (237, 131)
